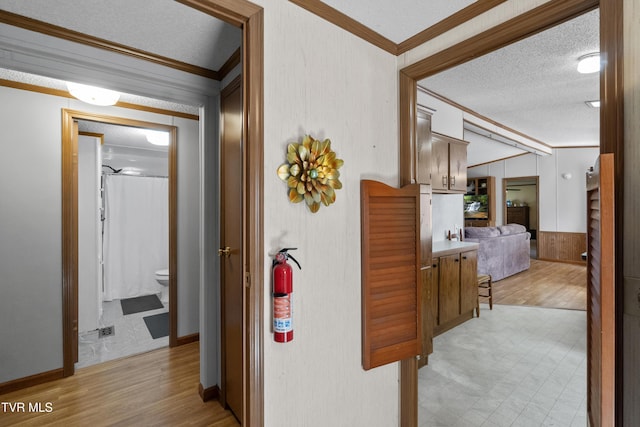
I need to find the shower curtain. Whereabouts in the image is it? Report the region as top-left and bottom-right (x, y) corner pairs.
(103, 175), (168, 301)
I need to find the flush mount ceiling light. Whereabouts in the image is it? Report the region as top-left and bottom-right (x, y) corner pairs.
(66, 82), (120, 106)
(577, 53), (601, 74)
(143, 129), (170, 146)
(585, 100), (601, 108)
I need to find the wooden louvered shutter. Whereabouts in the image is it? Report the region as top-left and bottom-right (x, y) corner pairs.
(361, 180), (421, 370)
(586, 153), (615, 427)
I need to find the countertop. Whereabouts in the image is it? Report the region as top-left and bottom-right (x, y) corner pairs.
(432, 240), (479, 257)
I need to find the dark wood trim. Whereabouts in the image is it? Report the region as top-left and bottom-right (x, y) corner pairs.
(403, 0), (599, 80)
(420, 87), (552, 149)
(219, 47), (241, 80)
(599, 0), (624, 421)
(0, 79), (199, 120)
(400, 358), (418, 427)
(397, 0), (508, 54)
(199, 383), (220, 402)
(0, 10), (220, 80)
(399, 72), (417, 186)
(62, 109), (179, 374)
(398, 1), (612, 425)
(244, 8), (265, 426)
(468, 152), (529, 168)
(175, 2), (265, 425)
(0, 368), (64, 396)
(175, 0), (261, 27)
(288, 0), (397, 55)
(177, 333), (200, 346)
(168, 127), (178, 348)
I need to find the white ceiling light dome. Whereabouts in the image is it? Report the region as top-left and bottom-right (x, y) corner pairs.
(66, 81), (120, 106)
(143, 129), (170, 146)
(577, 52), (601, 74)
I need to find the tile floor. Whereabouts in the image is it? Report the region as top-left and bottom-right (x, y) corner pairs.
(419, 304), (586, 427)
(76, 296), (168, 369)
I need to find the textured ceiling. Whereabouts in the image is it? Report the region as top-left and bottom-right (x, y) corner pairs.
(421, 8), (600, 148)
(322, 0), (475, 43)
(0, 0), (241, 71)
(0, 1), (600, 153)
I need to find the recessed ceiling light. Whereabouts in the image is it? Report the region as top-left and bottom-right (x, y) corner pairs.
(66, 82), (120, 106)
(585, 100), (600, 108)
(577, 53), (601, 74)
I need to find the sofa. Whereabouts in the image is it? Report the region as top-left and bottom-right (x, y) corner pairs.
(464, 224), (531, 281)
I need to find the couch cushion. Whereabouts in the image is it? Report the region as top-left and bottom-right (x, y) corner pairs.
(465, 227), (501, 238)
(498, 224), (527, 235)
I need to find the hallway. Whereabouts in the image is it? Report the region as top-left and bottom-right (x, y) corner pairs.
(0, 342), (238, 426)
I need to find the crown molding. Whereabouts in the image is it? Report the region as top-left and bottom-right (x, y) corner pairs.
(289, 0), (506, 56)
(0, 10), (220, 80)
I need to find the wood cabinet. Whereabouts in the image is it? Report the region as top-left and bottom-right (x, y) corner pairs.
(415, 108), (432, 185)
(431, 132), (468, 193)
(507, 206), (530, 229)
(464, 176), (496, 227)
(431, 245), (478, 336)
(418, 266), (435, 368)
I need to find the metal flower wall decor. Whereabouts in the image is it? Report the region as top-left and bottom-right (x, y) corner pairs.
(277, 135), (344, 213)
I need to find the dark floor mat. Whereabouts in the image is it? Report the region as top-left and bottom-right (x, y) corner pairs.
(120, 294), (163, 315)
(143, 312), (169, 339)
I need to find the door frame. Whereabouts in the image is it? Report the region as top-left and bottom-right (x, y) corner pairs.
(398, 0), (623, 425)
(62, 110), (179, 373)
(175, 2), (264, 425)
(503, 176), (539, 257)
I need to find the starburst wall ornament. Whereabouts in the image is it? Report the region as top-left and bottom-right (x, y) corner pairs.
(277, 135), (344, 213)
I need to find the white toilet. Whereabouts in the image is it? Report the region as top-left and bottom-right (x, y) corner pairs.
(155, 269), (169, 304)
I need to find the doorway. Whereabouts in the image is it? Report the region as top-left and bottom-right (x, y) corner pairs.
(398, 0), (623, 425)
(504, 176), (539, 259)
(75, 120), (174, 369)
(62, 110), (178, 370)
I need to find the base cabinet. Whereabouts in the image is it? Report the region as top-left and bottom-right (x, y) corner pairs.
(432, 248), (478, 336)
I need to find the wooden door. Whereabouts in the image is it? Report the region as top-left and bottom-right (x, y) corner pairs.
(415, 109), (432, 185)
(431, 135), (449, 192)
(438, 254), (460, 325)
(586, 154), (615, 427)
(360, 180), (422, 370)
(220, 76), (244, 422)
(459, 250), (478, 315)
(448, 141), (467, 192)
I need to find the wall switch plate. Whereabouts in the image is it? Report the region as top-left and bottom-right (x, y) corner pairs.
(624, 277), (640, 318)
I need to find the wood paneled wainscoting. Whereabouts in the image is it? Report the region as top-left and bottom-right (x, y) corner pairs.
(538, 231), (587, 264)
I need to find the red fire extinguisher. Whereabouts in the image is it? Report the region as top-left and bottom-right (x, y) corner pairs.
(272, 248), (301, 343)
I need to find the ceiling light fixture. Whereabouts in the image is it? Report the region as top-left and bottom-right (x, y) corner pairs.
(585, 100), (601, 108)
(577, 53), (601, 74)
(143, 129), (170, 146)
(66, 82), (120, 106)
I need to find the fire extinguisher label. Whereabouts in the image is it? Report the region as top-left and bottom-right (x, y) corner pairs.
(273, 294), (292, 333)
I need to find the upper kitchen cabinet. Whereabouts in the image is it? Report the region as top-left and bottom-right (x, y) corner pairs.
(415, 108), (433, 185)
(431, 132), (468, 193)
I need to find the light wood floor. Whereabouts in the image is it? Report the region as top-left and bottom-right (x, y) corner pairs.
(488, 258), (587, 311)
(0, 342), (239, 426)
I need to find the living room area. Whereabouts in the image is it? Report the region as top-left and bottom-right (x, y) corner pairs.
(415, 7), (598, 425)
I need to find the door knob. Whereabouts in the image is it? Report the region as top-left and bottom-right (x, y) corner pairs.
(218, 246), (231, 257)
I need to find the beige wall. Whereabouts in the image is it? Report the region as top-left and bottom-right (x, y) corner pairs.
(255, 1), (400, 425)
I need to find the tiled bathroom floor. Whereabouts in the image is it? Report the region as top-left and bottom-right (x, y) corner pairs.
(76, 297), (168, 369)
(419, 304), (586, 427)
